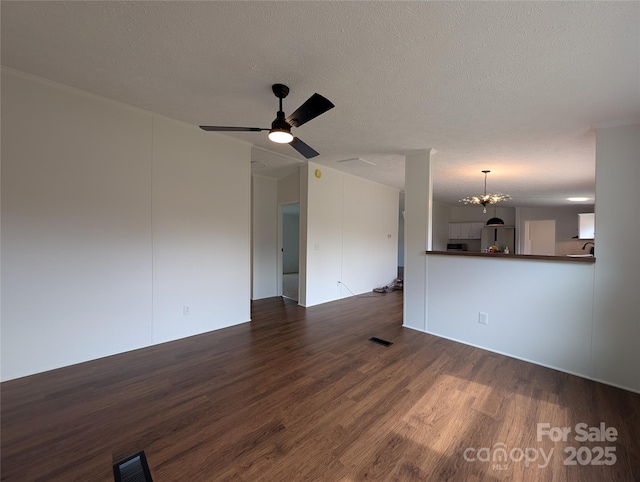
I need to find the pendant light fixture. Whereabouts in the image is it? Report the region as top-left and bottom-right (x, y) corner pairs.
(486, 206), (505, 226)
(460, 170), (511, 213)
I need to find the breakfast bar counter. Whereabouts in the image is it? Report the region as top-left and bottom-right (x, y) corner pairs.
(425, 250), (595, 263)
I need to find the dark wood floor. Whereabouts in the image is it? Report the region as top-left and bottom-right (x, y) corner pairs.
(2, 291), (640, 481)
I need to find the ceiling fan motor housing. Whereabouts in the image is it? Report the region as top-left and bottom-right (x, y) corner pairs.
(271, 111), (291, 132)
(272, 83), (290, 99)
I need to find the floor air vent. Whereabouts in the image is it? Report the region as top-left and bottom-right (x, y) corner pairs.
(369, 337), (393, 347)
(113, 451), (153, 482)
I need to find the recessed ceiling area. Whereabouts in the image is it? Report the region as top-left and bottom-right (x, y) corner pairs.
(2, 1), (638, 207)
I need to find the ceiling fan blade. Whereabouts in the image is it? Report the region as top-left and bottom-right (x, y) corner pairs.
(290, 137), (319, 159)
(199, 126), (268, 132)
(285, 93), (335, 128)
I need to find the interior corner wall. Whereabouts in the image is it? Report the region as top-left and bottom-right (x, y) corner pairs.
(1, 69), (252, 381)
(303, 162), (399, 307)
(431, 201), (451, 252)
(251, 175), (278, 300)
(592, 123), (640, 392)
(372, 181), (401, 286)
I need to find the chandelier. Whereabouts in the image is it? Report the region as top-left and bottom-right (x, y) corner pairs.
(460, 170), (511, 213)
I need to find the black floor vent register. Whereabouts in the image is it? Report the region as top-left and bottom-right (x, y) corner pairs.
(113, 451), (153, 482)
(369, 337), (393, 347)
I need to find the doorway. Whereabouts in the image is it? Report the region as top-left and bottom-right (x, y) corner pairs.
(281, 203), (300, 301)
(524, 220), (556, 255)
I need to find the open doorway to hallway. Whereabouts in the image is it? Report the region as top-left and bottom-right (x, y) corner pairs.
(281, 203), (299, 301)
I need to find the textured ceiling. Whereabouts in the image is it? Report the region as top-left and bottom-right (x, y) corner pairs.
(2, 1), (639, 207)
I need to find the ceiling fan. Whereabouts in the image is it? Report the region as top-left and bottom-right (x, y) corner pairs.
(200, 84), (334, 159)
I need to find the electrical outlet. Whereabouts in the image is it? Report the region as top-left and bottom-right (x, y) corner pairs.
(183, 305), (191, 316)
(478, 312), (488, 325)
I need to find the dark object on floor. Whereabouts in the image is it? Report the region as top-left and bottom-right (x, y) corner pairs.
(373, 277), (403, 293)
(369, 337), (393, 347)
(113, 451), (153, 482)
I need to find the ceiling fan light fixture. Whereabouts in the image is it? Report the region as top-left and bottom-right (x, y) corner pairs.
(269, 111), (294, 143)
(268, 129), (294, 143)
(199, 84), (333, 158)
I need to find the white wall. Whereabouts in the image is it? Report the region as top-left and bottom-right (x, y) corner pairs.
(303, 164), (346, 306)
(251, 175), (278, 300)
(1, 69), (252, 380)
(592, 123), (640, 391)
(278, 170), (300, 206)
(372, 182), (399, 285)
(342, 175), (376, 294)
(152, 116), (251, 343)
(425, 255), (594, 376)
(302, 162), (399, 307)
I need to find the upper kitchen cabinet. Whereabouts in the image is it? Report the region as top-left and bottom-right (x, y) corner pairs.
(449, 222), (484, 240)
(578, 213), (595, 239)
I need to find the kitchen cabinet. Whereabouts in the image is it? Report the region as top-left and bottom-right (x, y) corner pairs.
(449, 222), (484, 240)
(578, 213), (595, 239)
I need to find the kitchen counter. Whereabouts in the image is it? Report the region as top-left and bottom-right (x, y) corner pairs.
(426, 250), (595, 263)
